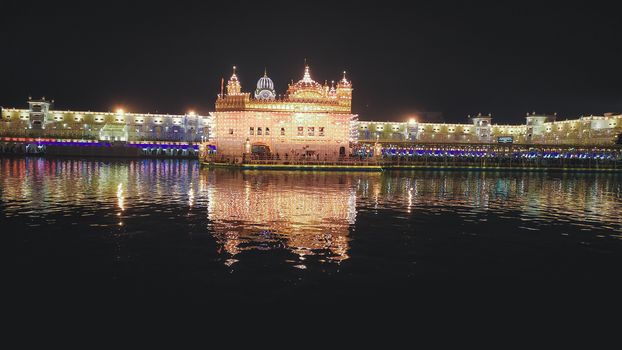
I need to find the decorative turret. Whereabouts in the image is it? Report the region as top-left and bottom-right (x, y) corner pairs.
(226, 66), (242, 95)
(336, 70), (352, 89)
(328, 80), (337, 99)
(335, 71), (353, 109)
(216, 65), (251, 111)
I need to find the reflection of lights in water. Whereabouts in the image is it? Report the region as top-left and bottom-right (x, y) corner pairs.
(224, 258), (238, 267)
(3, 159), (622, 268)
(117, 183), (124, 212)
(188, 184), (194, 208)
(206, 187), (215, 214)
(347, 193), (357, 224)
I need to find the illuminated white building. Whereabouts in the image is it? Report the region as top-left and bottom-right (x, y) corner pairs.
(357, 112), (622, 146)
(3, 77), (621, 149)
(208, 65), (358, 161)
(1, 97), (209, 142)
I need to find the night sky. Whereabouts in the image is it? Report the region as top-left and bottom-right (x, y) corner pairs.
(2, 0), (621, 123)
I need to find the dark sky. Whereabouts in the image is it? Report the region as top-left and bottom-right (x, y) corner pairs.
(2, 0), (621, 123)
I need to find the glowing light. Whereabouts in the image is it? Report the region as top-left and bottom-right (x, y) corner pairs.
(117, 183), (125, 211)
(116, 108), (124, 114)
(188, 186), (195, 208)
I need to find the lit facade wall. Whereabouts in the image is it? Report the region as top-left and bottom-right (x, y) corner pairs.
(358, 113), (622, 145)
(1, 100), (210, 142)
(212, 111), (354, 159)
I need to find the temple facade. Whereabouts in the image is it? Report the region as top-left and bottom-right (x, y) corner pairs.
(208, 65), (358, 162)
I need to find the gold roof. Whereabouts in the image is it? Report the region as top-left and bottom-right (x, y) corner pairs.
(287, 65), (326, 100)
(215, 64), (353, 113)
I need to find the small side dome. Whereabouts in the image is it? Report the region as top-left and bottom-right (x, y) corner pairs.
(255, 69), (276, 100)
(257, 71), (274, 91)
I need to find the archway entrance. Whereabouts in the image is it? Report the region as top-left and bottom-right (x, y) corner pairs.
(251, 143), (271, 159)
(339, 146), (346, 157)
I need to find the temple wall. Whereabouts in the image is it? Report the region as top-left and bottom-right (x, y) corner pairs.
(211, 111), (354, 160)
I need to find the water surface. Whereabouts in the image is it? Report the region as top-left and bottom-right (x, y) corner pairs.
(4, 157), (622, 309)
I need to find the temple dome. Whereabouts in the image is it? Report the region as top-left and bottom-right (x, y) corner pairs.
(257, 71), (274, 91)
(293, 65), (323, 89)
(255, 69), (276, 100)
(287, 65), (326, 99)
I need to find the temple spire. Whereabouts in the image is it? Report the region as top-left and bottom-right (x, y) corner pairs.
(302, 64), (312, 82)
(337, 69), (352, 88)
(226, 65), (242, 95)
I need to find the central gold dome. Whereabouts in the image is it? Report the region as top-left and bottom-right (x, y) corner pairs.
(287, 65), (326, 100)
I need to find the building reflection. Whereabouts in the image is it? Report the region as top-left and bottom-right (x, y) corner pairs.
(353, 171), (622, 231)
(202, 170), (374, 264)
(0, 157), (199, 220)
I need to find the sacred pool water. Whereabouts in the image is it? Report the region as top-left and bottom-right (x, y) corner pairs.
(4, 158), (622, 314)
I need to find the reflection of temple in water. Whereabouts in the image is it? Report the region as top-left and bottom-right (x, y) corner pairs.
(202, 170), (369, 263)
